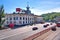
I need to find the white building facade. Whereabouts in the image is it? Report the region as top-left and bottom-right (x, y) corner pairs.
(4, 13), (35, 26)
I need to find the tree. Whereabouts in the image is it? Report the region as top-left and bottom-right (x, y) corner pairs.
(41, 12), (60, 21)
(0, 5), (5, 29)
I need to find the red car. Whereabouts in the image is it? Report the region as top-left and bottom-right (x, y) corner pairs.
(56, 22), (60, 27)
(9, 23), (14, 29)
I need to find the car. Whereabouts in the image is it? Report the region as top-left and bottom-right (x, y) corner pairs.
(51, 27), (56, 31)
(43, 24), (49, 28)
(32, 27), (38, 30)
(43, 25), (47, 28)
(46, 24), (49, 26)
(56, 22), (60, 27)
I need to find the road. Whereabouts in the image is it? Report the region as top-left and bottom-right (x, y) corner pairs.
(0, 22), (56, 40)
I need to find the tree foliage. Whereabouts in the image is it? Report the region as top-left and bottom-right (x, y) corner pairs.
(0, 5), (5, 29)
(41, 12), (60, 21)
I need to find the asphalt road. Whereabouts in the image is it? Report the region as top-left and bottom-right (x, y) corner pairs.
(0, 22), (56, 40)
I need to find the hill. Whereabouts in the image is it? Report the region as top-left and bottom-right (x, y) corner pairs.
(41, 12), (60, 21)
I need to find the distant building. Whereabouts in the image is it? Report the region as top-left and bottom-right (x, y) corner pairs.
(54, 16), (60, 22)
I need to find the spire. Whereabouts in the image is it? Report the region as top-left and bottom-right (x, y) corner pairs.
(26, 2), (30, 10)
(26, 2), (31, 14)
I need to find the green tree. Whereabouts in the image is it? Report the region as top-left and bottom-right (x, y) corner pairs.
(0, 5), (5, 29)
(41, 12), (60, 21)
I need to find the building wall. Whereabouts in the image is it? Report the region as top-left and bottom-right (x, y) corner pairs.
(34, 15), (44, 23)
(36, 17), (44, 23)
(54, 16), (60, 22)
(4, 14), (34, 25)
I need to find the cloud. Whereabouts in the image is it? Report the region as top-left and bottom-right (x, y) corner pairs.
(31, 8), (60, 15)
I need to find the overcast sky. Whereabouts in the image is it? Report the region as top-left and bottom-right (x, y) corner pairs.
(0, 0), (60, 15)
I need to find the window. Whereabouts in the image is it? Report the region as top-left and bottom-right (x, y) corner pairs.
(30, 18), (31, 20)
(30, 21), (31, 23)
(10, 17), (12, 20)
(20, 17), (22, 20)
(14, 17), (15, 20)
(23, 17), (24, 20)
(23, 21), (24, 24)
(26, 21), (27, 23)
(26, 18), (27, 20)
(16, 17), (18, 20)
(13, 17), (18, 20)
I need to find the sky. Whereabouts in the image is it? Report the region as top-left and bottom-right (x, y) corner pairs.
(0, 0), (60, 15)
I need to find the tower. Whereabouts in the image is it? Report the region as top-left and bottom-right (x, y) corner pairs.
(26, 2), (31, 14)
(26, 2), (30, 11)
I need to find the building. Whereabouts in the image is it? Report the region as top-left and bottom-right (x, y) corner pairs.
(54, 16), (60, 22)
(34, 15), (44, 23)
(4, 5), (44, 27)
(4, 13), (34, 26)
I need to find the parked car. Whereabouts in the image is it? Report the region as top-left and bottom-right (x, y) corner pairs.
(32, 27), (38, 30)
(46, 24), (49, 26)
(56, 22), (60, 27)
(43, 24), (49, 28)
(43, 25), (47, 28)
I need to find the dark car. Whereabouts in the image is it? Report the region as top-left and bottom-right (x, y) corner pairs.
(43, 24), (49, 28)
(43, 25), (47, 28)
(51, 27), (56, 31)
(46, 24), (49, 26)
(32, 27), (38, 30)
